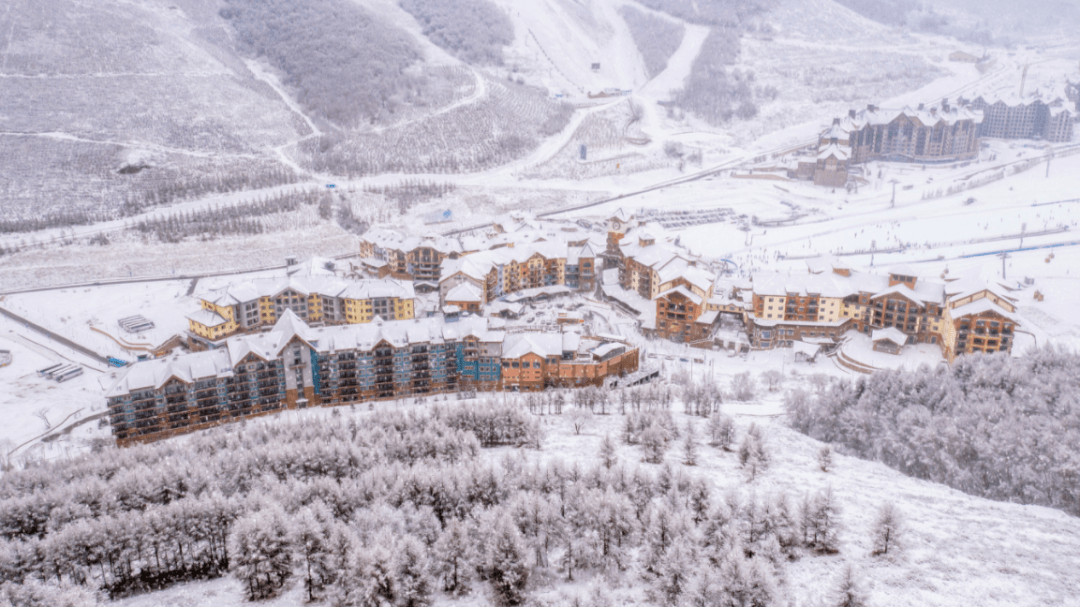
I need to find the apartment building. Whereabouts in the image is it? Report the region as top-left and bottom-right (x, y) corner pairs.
(967, 93), (1075, 143)
(188, 276), (415, 348)
(106, 312), (638, 446)
(359, 228), (477, 286)
(747, 262), (1020, 361)
(829, 102), (983, 164)
(437, 241), (597, 307)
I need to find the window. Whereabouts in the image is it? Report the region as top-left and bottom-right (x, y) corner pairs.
(533, 362), (541, 369)
(512, 362), (520, 369)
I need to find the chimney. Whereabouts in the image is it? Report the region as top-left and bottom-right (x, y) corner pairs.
(832, 117), (841, 125)
(848, 109), (856, 118)
(867, 104), (875, 112)
(918, 103), (925, 110)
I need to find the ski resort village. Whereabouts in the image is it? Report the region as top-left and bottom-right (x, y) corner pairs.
(2, 0), (1080, 606)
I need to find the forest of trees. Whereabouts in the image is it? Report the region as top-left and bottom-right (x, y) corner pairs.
(619, 6), (686, 79)
(675, 28), (774, 125)
(132, 189), (332, 244)
(398, 0), (514, 65)
(0, 383), (871, 607)
(786, 348), (1080, 516)
(220, 0), (436, 128)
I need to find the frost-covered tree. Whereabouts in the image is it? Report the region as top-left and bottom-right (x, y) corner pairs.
(485, 515), (529, 606)
(433, 520), (474, 594)
(761, 370), (784, 392)
(706, 412), (736, 450)
(805, 487), (842, 554)
(641, 423), (669, 464)
(682, 420), (700, 466)
(738, 425), (769, 480)
(292, 504), (334, 602)
(228, 504), (293, 600)
(870, 503), (902, 556)
(397, 535), (432, 607)
(599, 434), (619, 470)
(831, 564), (869, 607)
(568, 406), (593, 435)
(818, 445), (835, 473)
(729, 372), (757, 402)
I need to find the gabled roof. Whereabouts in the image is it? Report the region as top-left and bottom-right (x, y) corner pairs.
(817, 143), (850, 161)
(445, 283), (483, 303)
(949, 298), (1021, 323)
(502, 333), (563, 359)
(871, 327), (908, 345)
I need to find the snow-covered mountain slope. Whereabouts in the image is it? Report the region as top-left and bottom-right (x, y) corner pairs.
(104, 409), (1080, 607)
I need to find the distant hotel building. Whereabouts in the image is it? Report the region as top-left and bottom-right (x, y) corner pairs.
(106, 312), (638, 446)
(746, 261), (1020, 362)
(965, 93), (1074, 143)
(187, 276), (416, 348)
(833, 102), (984, 164)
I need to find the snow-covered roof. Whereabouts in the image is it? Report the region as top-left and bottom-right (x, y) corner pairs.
(198, 276), (413, 306)
(445, 283), (483, 303)
(502, 333), (564, 359)
(187, 309), (229, 328)
(817, 143), (850, 161)
(792, 341), (821, 358)
(948, 298), (1021, 323)
(872, 327), (909, 345)
(835, 103), (984, 134)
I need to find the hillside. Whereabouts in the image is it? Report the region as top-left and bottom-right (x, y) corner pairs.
(4, 397), (1077, 607)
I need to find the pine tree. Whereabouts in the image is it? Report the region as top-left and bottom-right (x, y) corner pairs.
(807, 487), (842, 554)
(433, 520), (473, 594)
(818, 444), (835, 473)
(599, 434), (619, 470)
(870, 502), (902, 556)
(397, 535), (431, 607)
(706, 412), (736, 450)
(228, 504), (293, 600)
(485, 515), (529, 606)
(641, 423), (668, 464)
(832, 565), (868, 607)
(682, 420), (700, 466)
(292, 504), (333, 602)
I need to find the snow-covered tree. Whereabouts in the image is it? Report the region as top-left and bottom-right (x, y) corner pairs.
(433, 520), (474, 594)
(228, 504), (293, 601)
(706, 412), (736, 450)
(485, 515), (529, 606)
(818, 445), (835, 473)
(831, 565), (869, 607)
(599, 434), (619, 470)
(870, 503), (902, 557)
(805, 487), (842, 554)
(641, 423), (669, 465)
(682, 420), (700, 466)
(568, 406), (593, 435)
(729, 372), (757, 402)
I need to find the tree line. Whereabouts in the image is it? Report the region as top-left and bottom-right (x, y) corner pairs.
(398, 0), (513, 66)
(0, 385), (898, 606)
(786, 347), (1080, 516)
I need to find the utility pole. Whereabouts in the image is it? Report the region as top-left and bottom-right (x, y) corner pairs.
(890, 179), (900, 208)
(999, 251), (1010, 280)
(1020, 223), (1027, 249)
(1046, 148), (1053, 178)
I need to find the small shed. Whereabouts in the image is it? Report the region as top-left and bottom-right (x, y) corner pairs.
(871, 328), (909, 355)
(792, 340), (821, 362)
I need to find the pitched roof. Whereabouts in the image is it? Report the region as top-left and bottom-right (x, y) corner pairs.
(872, 327), (909, 345)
